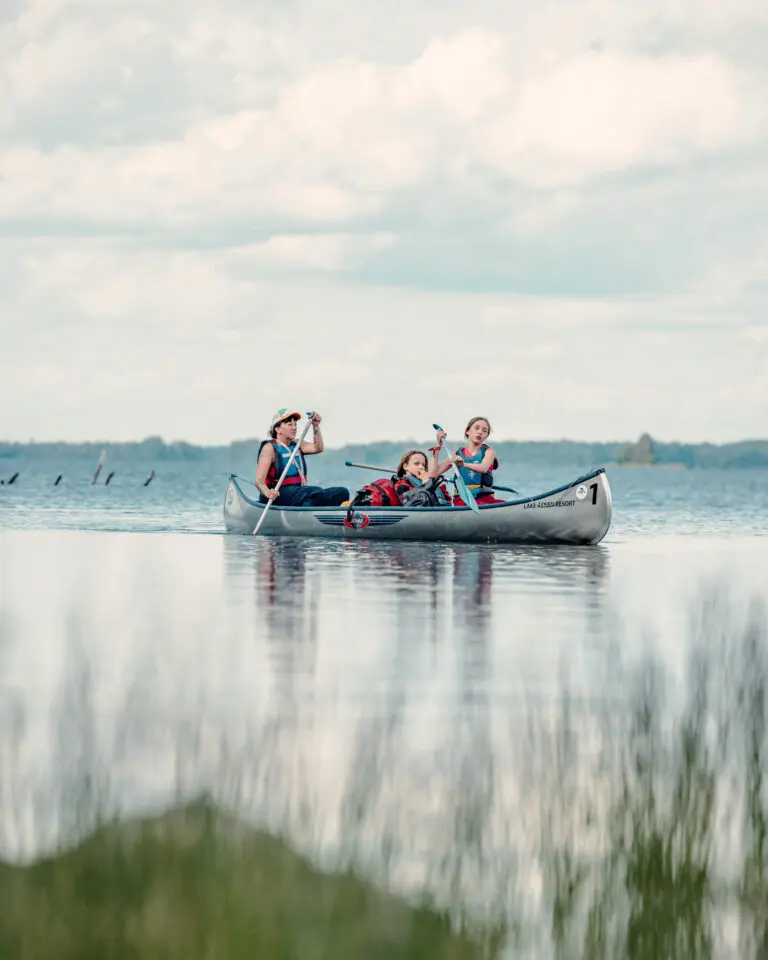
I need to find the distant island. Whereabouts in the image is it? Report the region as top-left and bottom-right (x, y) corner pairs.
(612, 433), (690, 468)
(2, 433), (768, 469)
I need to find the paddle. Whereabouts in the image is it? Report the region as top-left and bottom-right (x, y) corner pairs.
(253, 412), (315, 536)
(432, 423), (479, 514)
(490, 483), (520, 495)
(344, 460), (396, 473)
(344, 461), (519, 495)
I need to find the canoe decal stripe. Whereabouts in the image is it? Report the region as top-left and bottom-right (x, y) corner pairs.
(315, 515), (406, 527)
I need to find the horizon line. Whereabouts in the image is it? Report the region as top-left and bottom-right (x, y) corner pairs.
(2, 434), (768, 449)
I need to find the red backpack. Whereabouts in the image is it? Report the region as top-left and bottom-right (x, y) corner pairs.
(349, 476), (402, 508)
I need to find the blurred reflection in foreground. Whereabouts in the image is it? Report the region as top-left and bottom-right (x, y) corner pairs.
(2, 533), (768, 958)
(0, 800), (503, 959)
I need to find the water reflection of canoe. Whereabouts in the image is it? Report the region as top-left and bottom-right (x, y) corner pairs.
(223, 468), (612, 545)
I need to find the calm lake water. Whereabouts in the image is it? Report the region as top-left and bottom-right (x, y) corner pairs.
(1, 461), (768, 958)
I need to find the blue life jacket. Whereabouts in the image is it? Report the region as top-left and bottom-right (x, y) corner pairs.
(258, 439), (307, 488)
(455, 444), (497, 490)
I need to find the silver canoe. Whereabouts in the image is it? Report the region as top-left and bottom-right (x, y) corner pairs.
(222, 468), (612, 545)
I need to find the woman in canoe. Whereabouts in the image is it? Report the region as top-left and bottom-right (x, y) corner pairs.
(255, 408), (349, 507)
(434, 417), (504, 506)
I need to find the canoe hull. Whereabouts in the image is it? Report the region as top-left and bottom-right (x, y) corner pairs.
(223, 469), (612, 545)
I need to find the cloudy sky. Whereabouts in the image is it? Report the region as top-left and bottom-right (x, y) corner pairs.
(1, 0), (766, 446)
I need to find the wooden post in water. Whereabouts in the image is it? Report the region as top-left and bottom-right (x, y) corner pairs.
(91, 449), (107, 485)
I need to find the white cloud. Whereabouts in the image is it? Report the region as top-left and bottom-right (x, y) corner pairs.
(479, 52), (758, 187)
(0, 0), (767, 443)
(746, 325), (768, 343)
(230, 232), (395, 273)
(1, 239), (766, 444)
(2, 20), (765, 227)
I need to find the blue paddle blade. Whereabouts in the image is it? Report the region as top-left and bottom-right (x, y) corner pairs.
(433, 424), (479, 514)
(453, 469), (480, 514)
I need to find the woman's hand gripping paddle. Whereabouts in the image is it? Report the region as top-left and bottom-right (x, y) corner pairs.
(433, 423), (480, 514)
(253, 412), (315, 535)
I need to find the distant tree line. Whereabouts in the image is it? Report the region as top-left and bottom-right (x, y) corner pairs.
(1, 434), (767, 469)
(611, 433), (768, 469)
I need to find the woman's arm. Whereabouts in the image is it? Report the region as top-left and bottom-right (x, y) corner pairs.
(429, 454), (463, 479)
(464, 446), (497, 474)
(300, 412), (324, 455)
(428, 442), (440, 479)
(428, 429), (455, 479)
(254, 445), (279, 500)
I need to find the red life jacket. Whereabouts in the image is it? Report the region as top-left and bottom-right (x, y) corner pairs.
(353, 477), (401, 507)
(394, 475), (416, 499)
(258, 439), (306, 488)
